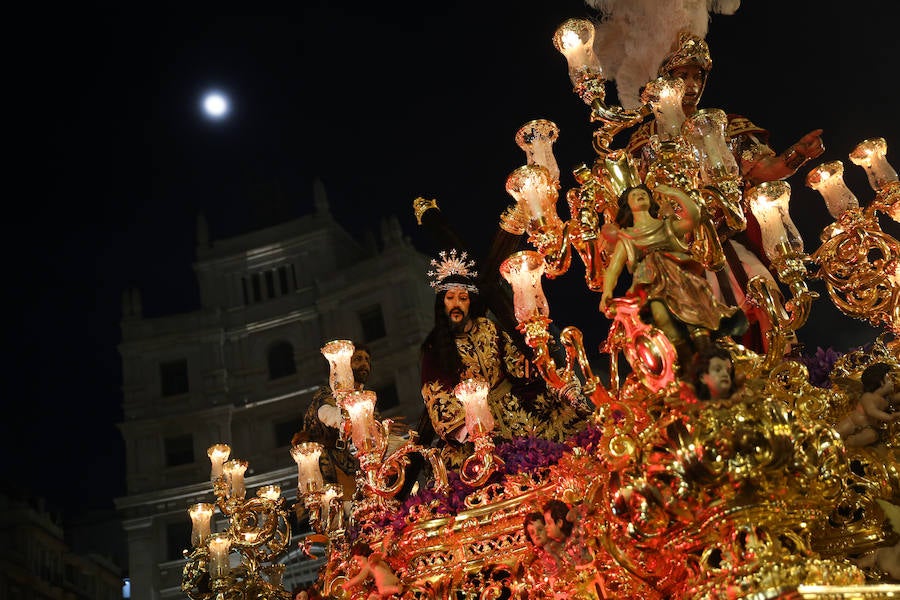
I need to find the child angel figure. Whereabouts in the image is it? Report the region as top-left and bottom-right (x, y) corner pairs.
(341, 540), (403, 599)
(836, 362), (899, 448)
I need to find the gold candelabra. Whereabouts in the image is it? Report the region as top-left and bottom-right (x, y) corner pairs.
(806, 139), (900, 337)
(181, 445), (293, 600)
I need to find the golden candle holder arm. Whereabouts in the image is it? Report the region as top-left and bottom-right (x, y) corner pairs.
(356, 428), (450, 500)
(559, 325), (612, 406)
(585, 89), (652, 157)
(530, 220), (573, 279)
(518, 317), (589, 410)
(459, 424), (504, 488)
(810, 207), (900, 334)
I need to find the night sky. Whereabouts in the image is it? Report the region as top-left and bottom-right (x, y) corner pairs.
(9, 3), (899, 527)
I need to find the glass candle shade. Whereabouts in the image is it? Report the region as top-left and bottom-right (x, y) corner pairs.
(207, 444), (231, 482)
(642, 77), (686, 141)
(453, 378), (494, 435)
(682, 108), (739, 181)
(290, 442), (324, 494)
(223, 459), (248, 500)
(188, 503), (214, 547)
(552, 18), (602, 85)
(515, 119), (560, 184)
(806, 161), (859, 219)
(747, 181), (803, 260)
(505, 164), (563, 227)
(499, 250), (550, 323)
(849, 138), (898, 191)
(256, 484), (281, 501)
(338, 390), (378, 453)
(207, 533), (232, 579)
(321, 339), (355, 395)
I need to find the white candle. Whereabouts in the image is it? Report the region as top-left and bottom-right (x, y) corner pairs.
(207, 444), (231, 482)
(321, 340), (355, 395)
(207, 533), (232, 579)
(747, 181), (797, 260)
(223, 459), (248, 500)
(290, 442), (324, 493)
(643, 77), (686, 141)
(454, 378), (494, 435)
(339, 391), (378, 452)
(849, 137), (898, 191)
(806, 161), (859, 218)
(500, 250), (549, 323)
(552, 19), (602, 84)
(188, 503), (214, 547)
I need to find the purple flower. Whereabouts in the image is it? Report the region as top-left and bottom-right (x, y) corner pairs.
(796, 346), (843, 388)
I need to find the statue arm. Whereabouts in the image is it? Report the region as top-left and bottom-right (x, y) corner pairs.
(600, 241), (627, 310)
(743, 129), (825, 185)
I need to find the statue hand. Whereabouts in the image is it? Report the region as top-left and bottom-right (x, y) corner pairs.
(794, 129), (825, 159)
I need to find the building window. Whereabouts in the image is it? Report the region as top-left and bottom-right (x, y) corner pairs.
(278, 265), (290, 295)
(358, 304), (386, 342)
(241, 277), (249, 305)
(265, 270), (276, 298)
(166, 522), (191, 561)
(267, 341), (296, 380)
(273, 418), (298, 448)
(164, 434), (194, 467)
(374, 381), (399, 411)
(160, 359), (189, 397)
(251, 273), (262, 302)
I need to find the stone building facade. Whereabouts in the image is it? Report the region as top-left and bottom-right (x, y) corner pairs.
(115, 182), (435, 599)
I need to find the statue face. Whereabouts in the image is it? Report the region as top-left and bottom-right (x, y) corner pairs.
(443, 287), (471, 326)
(351, 350), (371, 385)
(526, 518), (548, 547)
(543, 510), (567, 542)
(668, 64), (706, 113)
(701, 357), (733, 400)
(626, 187), (652, 213)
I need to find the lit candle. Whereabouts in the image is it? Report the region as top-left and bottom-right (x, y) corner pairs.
(320, 483), (342, 529)
(499, 250), (550, 323)
(207, 444), (231, 482)
(290, 442), (324, 494)
(805, 161), (859, 218)
(453, 378), (494, 436)
(338, 391), (378, 453)
(223, 459), (248, 500)
(256, 484), (281, 501)
(505, 164), (566, 237)
(207, 533), (232, 579)
(642, 77), (686, 141)
(188, 503), (214, 547)
(747, 181), (802, 260)
(682, 109), (738, 181)
(515, 119), (560, 183)
(320, 340), (355, 395)
(849, 137), (898, 191)
(552, 18), (602, 84)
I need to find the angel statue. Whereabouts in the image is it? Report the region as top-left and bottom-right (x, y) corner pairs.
(600, 183), (747, 367)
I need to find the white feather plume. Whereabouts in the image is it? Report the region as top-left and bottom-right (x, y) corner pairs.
(585, 0), (740, 109)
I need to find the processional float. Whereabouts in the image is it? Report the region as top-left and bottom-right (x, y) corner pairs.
(181, 13), (900, 600)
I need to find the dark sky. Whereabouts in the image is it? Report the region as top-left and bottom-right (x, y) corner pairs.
(8, 3), (899, 523)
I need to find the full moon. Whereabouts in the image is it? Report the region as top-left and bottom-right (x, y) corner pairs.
(202, 92), (229, 119)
